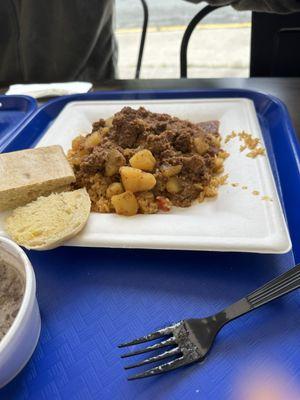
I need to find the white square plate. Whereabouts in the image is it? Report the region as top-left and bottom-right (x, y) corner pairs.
(0, 98), (291, 253)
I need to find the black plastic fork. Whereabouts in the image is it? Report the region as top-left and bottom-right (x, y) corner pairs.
(119, 263), (300, 380)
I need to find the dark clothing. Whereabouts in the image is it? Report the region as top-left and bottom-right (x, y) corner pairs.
(0, 0), (116, 84)
(186, 0), (300, 13)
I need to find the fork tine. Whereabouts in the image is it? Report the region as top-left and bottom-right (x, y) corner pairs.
(127, 356), (188, 380)
(118, 325), (174, 348)
(124, 347), (181, 370)
(121, 337), (176, 358)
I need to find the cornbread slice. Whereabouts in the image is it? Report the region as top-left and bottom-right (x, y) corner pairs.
(5, 188), (91, 250)
(0, 145), (75, 211)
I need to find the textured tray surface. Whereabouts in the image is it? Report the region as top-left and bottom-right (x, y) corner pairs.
(0, 95), (36, 151)
(1, 89), (300, 399)
(1, 248), (299, 400)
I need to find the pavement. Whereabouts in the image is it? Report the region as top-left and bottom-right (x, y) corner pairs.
(115, 1), (251, 79)
(116, 23), (251, 79)
(116, 0), (251, 28)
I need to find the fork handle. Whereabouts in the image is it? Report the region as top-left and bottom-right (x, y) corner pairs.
(222, 263), (300, 322)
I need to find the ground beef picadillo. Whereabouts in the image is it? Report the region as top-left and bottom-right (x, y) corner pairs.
(67, 106), (228, 214)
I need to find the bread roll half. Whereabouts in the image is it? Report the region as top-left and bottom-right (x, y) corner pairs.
(5, 188), (91, 250)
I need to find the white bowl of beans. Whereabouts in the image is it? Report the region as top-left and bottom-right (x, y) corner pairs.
(0, 236), (41, 388)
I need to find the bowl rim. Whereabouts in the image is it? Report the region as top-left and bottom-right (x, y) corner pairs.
(0, 236), (36, 353)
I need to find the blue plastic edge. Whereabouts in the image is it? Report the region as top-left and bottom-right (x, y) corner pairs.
(0, 95), (37, 146)
(1, 88), (300, 261)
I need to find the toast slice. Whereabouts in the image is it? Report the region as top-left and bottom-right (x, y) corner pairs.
(0, 145), (75, 211)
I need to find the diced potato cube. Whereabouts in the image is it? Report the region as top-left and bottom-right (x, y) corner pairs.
(120, 166), (156, 192)
(111, 191), (138, 216)
(106, 182), (124, 198)
(160, 164), (182, 178)
(194, 137), (209, 155)
(84, 132), (101, 149)
(166, 177), (182, 194)
(129, 149), (156, 171)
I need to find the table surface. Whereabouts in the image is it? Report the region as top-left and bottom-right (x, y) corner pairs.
(1, 77), (300, 138)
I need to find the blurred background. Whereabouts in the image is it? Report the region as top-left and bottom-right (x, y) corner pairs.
(116, 0), (251, 78)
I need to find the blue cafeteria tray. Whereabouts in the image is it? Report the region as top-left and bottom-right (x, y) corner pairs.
(1, 89), (300, 400)
(0, 95), (37, 151)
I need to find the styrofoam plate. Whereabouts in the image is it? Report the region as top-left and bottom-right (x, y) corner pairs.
(0, 98), (291, 253)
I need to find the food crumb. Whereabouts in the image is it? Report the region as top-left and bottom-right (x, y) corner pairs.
(231, 183), (239, 187)
(246, 147), (266, 158)
(224, 129), (265, 158)
(242, 185), (248, 190)
(204, 186), (218, 198)
(236, 131), (265, 158)
(238, 131), (260, 149)
(219, 150), (230, 159)
(252, 190), (260, 196)
(261, 195), (273, 202)
(225, 131), (237, 143)
(212, 173), (229, 186)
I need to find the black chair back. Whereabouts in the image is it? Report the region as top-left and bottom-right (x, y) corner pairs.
(250, 12), (300, 77)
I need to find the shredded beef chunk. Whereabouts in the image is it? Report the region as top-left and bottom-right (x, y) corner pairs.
(92, 119), (106, 132)
(112, 107), (148, 147)
(173, 131), (192, 153)
(182, 155), (210, 183)
(81, 147), (108, 173)
(68, 106), (225, 213)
